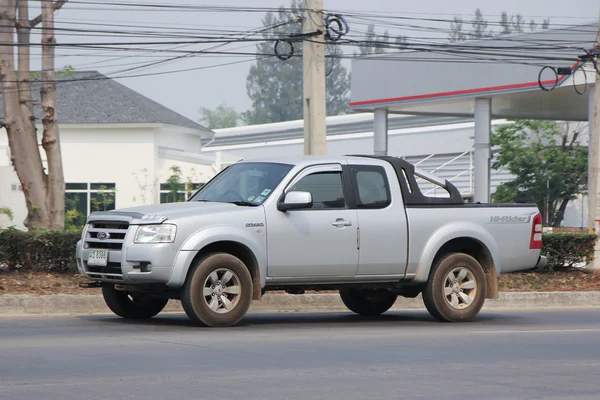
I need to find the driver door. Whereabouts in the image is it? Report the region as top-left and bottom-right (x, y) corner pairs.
(265, 163), (359, 278)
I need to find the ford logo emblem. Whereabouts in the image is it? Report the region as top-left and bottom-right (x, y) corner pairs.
(97, 231), (110, 240)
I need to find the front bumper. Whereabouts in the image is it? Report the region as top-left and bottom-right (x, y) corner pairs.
(76, 228), (178, 285)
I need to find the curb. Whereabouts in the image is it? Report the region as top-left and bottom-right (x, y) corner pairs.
(2, 291), (600, 316)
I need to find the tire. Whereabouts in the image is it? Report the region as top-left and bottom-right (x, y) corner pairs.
(339, 288), (398, 316)
(422, 253), (487, 322)
(102, 284), (168, 319)
(181, 253), (253, 327)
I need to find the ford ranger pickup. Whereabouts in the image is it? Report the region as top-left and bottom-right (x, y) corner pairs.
(76, 155), (546, 327)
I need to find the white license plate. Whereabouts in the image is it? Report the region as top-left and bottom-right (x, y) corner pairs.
(88, 250), (108, 267)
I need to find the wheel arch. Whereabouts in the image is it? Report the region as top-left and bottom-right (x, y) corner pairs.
(430, 237), (499, 299)
(186, 241), (262, 300)
(412, 223), (502, 300)
(166, 225), (266, 300)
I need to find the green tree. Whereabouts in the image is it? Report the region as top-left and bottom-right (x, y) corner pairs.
(199, 103), (242, 129)
(511, 13), (526, 33)
(491, 120), (588, 227)
(449, 9), (550, 41)
(90, 185), (116, 212)
(161, 166), (203, 203)
(0, 0), (68, 230)
(541, 18), (551, 29)
(164, 166), (185, 203)
(244, 0), (350, 124)
(354, 25), (408, 55)
(449, 17), (467, 42)
(499, 12), (512, 35)
(470, 8), (490, 39)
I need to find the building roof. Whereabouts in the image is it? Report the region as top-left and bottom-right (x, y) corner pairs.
(349, 22), (598, 121)
(0, 70), (211, 133)
(204, 112), (472, 148)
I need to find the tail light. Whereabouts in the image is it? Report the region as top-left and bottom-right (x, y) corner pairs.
(530, 213), (543, 249)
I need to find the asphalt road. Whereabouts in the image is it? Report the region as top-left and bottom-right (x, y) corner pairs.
(1, 308), (600, 400)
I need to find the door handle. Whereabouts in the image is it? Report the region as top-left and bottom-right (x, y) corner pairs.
(332, 218), (352, 227)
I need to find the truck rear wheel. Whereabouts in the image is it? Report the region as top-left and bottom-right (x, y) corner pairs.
(181, 253), (253, 327)
(423, 253), (486, 322)
(102, 284), (168, 319)
(339, 288), (398, 316)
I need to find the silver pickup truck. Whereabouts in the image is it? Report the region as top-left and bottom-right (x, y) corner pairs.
(76, 155), (546, 327)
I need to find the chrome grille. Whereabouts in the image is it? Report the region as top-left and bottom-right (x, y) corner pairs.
(84, 220), (129, 281)
(85, 221), (129, 250)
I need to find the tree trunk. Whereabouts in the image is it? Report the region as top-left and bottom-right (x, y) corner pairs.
(552, 198), (570, 227)
(0, 0), (50, 229)
(41, 0), (65, 229)
(16, 0), (37, 138)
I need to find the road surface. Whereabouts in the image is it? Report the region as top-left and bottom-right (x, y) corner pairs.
(1, 308), (600, 399)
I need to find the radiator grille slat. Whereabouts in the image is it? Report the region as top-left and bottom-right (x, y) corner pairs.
(84, 220), (129, 280)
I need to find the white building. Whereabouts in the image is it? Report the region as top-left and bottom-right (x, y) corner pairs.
(0, 71), (237, 229)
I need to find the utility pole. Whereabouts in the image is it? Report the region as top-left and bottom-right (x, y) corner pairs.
(302, 0), (327, 156)
(587, 17), (600, 266)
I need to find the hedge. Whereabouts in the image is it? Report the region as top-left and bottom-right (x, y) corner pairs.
(0, 227), (82, 273)
(0, 228), (597, 274)
(540, 233), (597, 271)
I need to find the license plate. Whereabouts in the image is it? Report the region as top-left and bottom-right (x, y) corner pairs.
(88, 249), (108, 266)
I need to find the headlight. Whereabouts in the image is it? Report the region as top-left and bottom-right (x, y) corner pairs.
(134, 224), (177, 244)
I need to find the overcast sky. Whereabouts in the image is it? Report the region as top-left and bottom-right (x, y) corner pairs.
(41, 0), (600, 123)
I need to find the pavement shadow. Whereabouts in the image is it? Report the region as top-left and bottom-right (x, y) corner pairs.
(77, 309), (524, 330)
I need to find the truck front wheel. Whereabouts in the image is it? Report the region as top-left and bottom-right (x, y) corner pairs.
(102, 284), (168, 319)
(181, 253), (253, 327)
(339, 288), (398, 316)
(423, 253), (486, 322)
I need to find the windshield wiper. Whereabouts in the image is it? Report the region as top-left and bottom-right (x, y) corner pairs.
(228, 201), (258, 207)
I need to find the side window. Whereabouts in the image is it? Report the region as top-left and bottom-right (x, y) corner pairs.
(352, 166), (391, 209)
(289, 172), (346, 209)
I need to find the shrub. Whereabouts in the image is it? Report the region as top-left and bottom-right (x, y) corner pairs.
(0, 227), (82, 273)
(540, 233), (597, 271)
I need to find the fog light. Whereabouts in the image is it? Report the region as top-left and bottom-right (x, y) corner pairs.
(141, 263), (152, 272)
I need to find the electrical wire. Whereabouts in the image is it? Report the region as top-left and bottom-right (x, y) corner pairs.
(0, 3), (593, 94)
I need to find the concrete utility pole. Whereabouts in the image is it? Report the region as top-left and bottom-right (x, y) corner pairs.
(587, 18), (600, 266)
(473, 97), (492, 203)
(302, 0), (327, 156)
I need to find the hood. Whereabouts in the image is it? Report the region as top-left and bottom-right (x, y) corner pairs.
(89, 201), (255, 224)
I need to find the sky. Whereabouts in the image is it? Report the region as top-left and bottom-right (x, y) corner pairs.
(30, 0), (600, 124)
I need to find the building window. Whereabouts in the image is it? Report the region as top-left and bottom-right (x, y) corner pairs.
(11, 184), (23, 192)
(160, 182), (204, 204)
(65, 183), (116, 227)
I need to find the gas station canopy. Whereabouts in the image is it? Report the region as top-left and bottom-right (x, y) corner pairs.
(349, 22), (598, 203)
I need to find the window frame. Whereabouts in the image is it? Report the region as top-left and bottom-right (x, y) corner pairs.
(348, 165), (392, 210)
(65, 182), (117, 227)
(280, 163), (352, 211)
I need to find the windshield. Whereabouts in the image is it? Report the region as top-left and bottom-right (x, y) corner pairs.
(189, 162), (293, 206)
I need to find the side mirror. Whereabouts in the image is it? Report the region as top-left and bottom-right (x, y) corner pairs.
(278, 191), (313, 211)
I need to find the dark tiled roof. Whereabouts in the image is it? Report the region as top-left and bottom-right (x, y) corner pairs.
(0, 70), (210, 132)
